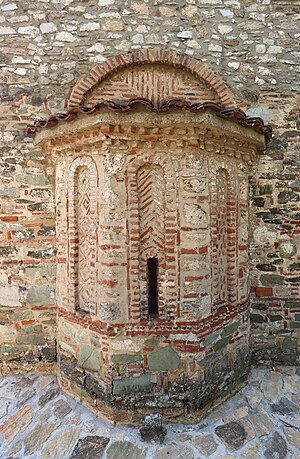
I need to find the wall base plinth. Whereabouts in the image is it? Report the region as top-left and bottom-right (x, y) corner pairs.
(57, 346), (250, 426)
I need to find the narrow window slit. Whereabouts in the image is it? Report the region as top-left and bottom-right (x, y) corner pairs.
(147, 257), (158, 318)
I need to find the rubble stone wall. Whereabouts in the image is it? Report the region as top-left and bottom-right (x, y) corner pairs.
(0, 0), (299, 374)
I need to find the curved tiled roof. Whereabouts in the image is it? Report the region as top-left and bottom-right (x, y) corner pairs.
(26, 98), (272, 141)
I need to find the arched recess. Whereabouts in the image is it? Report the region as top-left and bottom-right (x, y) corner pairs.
(210, 164), (239, 309)
(66, 49), (236, 108)
(137, 164), (166, 320)
(68, 156), (99, 316)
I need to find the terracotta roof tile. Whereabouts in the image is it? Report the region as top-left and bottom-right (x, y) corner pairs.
(26, 98), (272, 141)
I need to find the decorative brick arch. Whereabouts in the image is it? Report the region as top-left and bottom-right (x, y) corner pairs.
(67, 49), (236, 108)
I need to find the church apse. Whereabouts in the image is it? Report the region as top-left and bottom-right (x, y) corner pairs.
(31, 49), (268, 424)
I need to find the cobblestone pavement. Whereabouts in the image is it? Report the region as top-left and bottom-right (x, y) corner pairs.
(0, 367), (299, 459)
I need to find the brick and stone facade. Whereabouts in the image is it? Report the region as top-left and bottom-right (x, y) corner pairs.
(29, 51), (267, 422)
(0, 0), (299, 424)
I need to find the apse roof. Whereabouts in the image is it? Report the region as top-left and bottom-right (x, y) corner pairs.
(26, 98), (272, 141)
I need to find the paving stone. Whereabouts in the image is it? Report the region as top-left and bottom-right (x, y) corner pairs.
(4, 442), (22, 458)
(0, 387), (18, 400)
(232, 405), (249, 419)
(261, 371), (281, 403)
(16, 388), (36, 408)
(153, 443), (194, 459)
(249, 406), (275, 436)
(210, 403), (232, 422)
(244, 385), (263, 408)
(283, 415), (300, 428)
(0, 400), (9, 418)
(39, 375), (55, 390)
(282, 376), (299, 394)
(14, 377), (36, 388)
(291, 394), (300, 406)
(271, 397), (300, 415)
(106, 441), (147, 459)
(191, 433), (218, 456)
(38, 385), (60, 407)
(283, 427), (300, 451)
(70, 435), (110, 458)
(66, 417), (81, 426)
(179, 434), (193, 442)
(24, 421), (60, 455)
(0, 406), (33, 443)
(240, 443), (262, 458)
(215, 421), (247, 451)
(0, 368), (299, 459)
(238, 418), (255, 444)
(263, 432), (288, 459)
(41, 427), (81, 458)
(53, 399), (72, 418)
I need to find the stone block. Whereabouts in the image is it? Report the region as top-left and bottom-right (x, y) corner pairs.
(0, 286), (21, 307)
(16, 334), (45, 345)
(19, 324), (42, 335)
(112, 374), (151, 396)
(197, 352), (218, 366)
(27, 286), (54, 307)
(111, 354), (141, 364)
(139, 413), (166, 444)
(221, 320), (240, 337)
(286, 301), (300, 309)
(78, 345), (101, 372)
(260, 274), (285, 286)
(147, 346), (180, 371)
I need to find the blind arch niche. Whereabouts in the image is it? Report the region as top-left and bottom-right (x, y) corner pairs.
(68, 156), (99, 317)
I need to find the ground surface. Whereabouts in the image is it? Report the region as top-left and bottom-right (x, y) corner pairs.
(0, 367), (299, 458)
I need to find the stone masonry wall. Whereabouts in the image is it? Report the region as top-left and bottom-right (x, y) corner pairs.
(0, 0), (299, 371)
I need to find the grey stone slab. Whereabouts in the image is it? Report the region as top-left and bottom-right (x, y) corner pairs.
(24, 421), (60, 456)
(261, 371), (281, 403)
(53, 399), (72, 418)
(38, 385), (60, 407)
(70, 435), (109, 459)
(263, 432), (288, 459)
(284, 426), (300, 451)
(215, 421), (247, 451)
(152, 443), (194, 459)
(271, 397), (300, 415)
(41, 427), (81, 458)
(106, 441), (147, 459)
(16, 388), (36, 408)
(191, 433), (218, 456)
(0, 400), (9, 419)
(249, 406), (275, 436)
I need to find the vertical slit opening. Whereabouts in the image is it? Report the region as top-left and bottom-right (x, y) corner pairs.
(148, 257), (158, 318)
